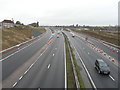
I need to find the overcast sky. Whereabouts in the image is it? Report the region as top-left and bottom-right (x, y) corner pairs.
(0, 0), (119, 26)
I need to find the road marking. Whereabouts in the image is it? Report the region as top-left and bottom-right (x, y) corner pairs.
(109, 75), (115, 81)
(19, 76), (23, 80)
(75, 32), (118, 67)
(55, 48), (57, 50)
(24, 69), (29, 75)
(53, 54), (55, 56)
(68, 36), (97, 89)
(63, 38), (67, 89)
(30, 63), (34, 68)
(12, 82), (18, 87)
(24, 70), (28, 74)
(11, 33), (55, 88)
(47, 64), (51, 69)
(12, 36), (55, 88)
(0, 34), (47, 62)
(88, 52), (90, 54)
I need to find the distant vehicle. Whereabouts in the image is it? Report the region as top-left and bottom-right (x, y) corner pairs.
(85, 37), (88, 41)
(94, 59), (110, 75)
(58, 31), (60, 34)
(71, 33), (75, 37)
(57, 35), (60, 38)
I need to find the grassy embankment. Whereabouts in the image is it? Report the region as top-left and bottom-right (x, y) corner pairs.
(63, 33), (85, 89)
(2, 26), (46, 50)
(73, 29), (119, 46)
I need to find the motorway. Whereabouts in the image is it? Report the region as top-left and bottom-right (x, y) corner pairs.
(2, 28), (65, 88)
(1, 27), (119, 89)
(64, 30), (118, 89)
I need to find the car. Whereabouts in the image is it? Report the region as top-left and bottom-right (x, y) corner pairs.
(94, 59), (110, 75)
(57, 35), (60, 38)
(72, 33), (75, 37)
(57, 31), (60, 34)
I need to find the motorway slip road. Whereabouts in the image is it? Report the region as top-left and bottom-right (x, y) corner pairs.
(2, 28), (65, 88)
(64, 31), (118, 89)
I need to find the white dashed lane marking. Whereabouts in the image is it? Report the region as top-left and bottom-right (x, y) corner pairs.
(12, 82), (18, 87)
(55, 48), (57, 50)
(47, 64), (51, 69)
(53, 54), (55, 56)
(12, 36), (55, 88)
(19, 76), (23, 80)
(109, 75), (115, 81)
(88, 52), (90, 54)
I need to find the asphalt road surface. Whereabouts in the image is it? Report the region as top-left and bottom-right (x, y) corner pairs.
(64, 30), (118, 89)
(2, 27), (119, 89)
(74, 32), (119, 61)
(2, 28), (65, 88)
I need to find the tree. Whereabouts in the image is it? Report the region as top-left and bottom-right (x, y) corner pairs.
(37, 21), (39, 27)
(16, 21), (21, 25)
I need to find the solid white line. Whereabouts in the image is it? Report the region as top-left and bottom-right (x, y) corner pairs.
(68, 37), (97, 89)
(12, 82), (18, 87)
(64, 39), (67, 89)
(47, 64), (51, 69)
(19, 76), (23, 80)
(12, 35), (54, 88)
(0, 34), (46, 62)
(109, 75), (115, 81)
(17, 36), (54, 83)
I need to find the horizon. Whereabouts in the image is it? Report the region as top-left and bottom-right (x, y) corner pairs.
(0, 0), (119, 26)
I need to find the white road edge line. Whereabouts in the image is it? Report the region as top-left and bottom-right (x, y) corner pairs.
(12, 36), (54, 88)
(109, 75), (115, 81)
(68, 36), (97, 90)
(64, 36), (67, 89)
(0, 34), (46, 62)
(47, 64), (51, 69)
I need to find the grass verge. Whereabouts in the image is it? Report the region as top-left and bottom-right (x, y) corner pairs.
(70, 45), (85, 89)
(73, 29), (119, 46)
(2, 26), (46, 50)
(63, 32), (76, 88)
(63, 32), (85, 89)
